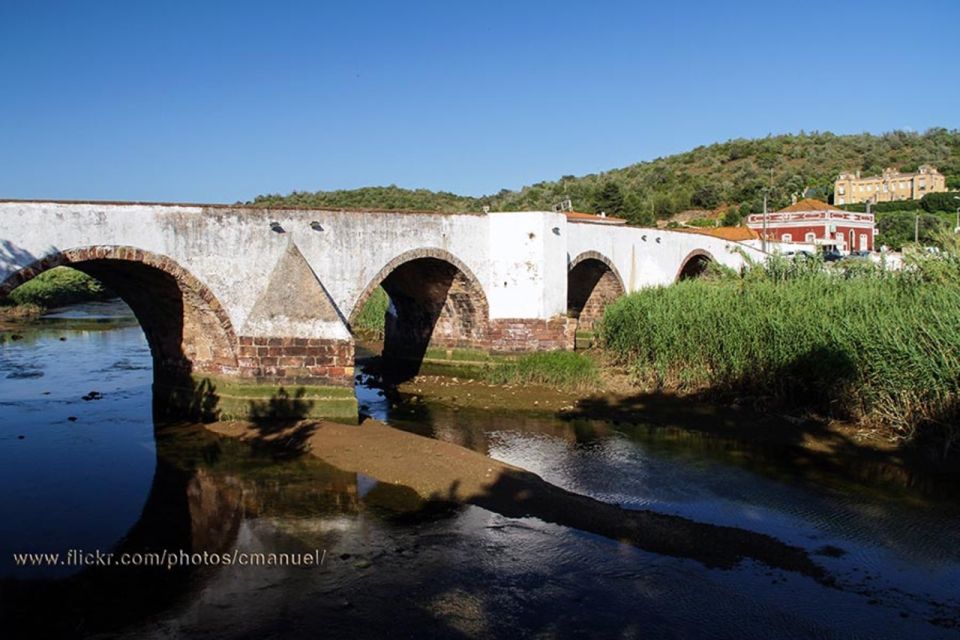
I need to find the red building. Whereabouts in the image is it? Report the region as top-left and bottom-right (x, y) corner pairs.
(746, 199), (876, 252)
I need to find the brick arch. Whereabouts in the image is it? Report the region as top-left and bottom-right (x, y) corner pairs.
(1, 246), (239, 379)
(347, 247), (489, 328)
(567, 251), (626, 335)
(348, 247), (490, 375)
(676, 249), (715, 281)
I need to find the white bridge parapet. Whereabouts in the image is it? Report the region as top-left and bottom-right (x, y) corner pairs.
(0, 201), (764, 338)
(0, 199), (767, 413)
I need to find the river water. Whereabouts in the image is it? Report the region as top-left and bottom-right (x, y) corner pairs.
(1, 301), (958, 639)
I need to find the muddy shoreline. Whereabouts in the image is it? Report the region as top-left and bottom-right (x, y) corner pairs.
(388, 370), (959, 481)
(206, 418), (831, 582)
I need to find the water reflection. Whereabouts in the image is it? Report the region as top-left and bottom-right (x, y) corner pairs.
(1, 305), (959, 638)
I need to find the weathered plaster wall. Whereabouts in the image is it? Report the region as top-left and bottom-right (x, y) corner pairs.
(0, 201), (767, 345)
(564, 222), (764, 290)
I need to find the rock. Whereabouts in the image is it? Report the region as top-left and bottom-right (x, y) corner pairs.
(67, 416), (78, 422)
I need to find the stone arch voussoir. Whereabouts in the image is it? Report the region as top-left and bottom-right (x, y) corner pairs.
(568, 250), (626, 294)
(1, 246), (239, 375)
(347, 247), (490, 329)
(567, 250), (627, 339)
(675, 249), (716, 282)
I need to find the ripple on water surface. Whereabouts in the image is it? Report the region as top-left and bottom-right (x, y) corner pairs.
(1, 303), (959, 638)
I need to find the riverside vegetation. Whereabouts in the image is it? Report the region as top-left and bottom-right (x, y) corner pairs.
(8, 255), (958, 455)
(0, 267), (112, 319)
(599, 246), (960, 456)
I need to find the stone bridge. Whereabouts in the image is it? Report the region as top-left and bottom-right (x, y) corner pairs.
(0, 200), (765, 420)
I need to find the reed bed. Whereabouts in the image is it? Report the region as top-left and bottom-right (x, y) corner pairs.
(599, 252), (960, 453)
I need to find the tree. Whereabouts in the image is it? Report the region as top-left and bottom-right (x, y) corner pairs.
(691, 184), (721, 210)
(876, 211), (949, 250)
(722, 208), (742, 226)
(921, 191), (960, 213)
(593, 182), (625, 216)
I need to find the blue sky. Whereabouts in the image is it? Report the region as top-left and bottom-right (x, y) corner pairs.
(1, 0), (957, 203)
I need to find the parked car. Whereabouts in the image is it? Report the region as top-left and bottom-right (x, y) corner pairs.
(848, 250), (872, 260)
(823, 250), (844, 262)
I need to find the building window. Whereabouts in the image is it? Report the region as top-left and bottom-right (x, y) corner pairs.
(805, 232), (816, 243)
(838, 197), (845, 205)
(782, 233), (793, 243)
(860, 234), (868, 251)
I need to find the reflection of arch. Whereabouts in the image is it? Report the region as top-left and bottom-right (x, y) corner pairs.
(567, 251), (626, 335)
(1, 246), (238, 379)
(676, 249), (715, 281)
(348, 248), (489, 374)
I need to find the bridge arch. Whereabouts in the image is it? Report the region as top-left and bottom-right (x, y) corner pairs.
(676, 249), (715, 281)
(567, 251), (626, 336)
(1, 246), (239, 382)
(349, 247), (489, 374)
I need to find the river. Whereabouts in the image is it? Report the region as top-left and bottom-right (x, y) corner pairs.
(0, 300), (958, 639)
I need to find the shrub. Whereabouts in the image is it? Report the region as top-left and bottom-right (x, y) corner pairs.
(6, 267), (113, 308)
(921, 191), (960, 213)
(352, 287), (389, 338)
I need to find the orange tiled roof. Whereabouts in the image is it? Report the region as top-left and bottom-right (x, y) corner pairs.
(564, 211), (627, 224)
(677, 226), (759, 241)
(777, 198), (843, 213)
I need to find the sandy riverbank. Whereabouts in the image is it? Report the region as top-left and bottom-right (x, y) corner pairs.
(206, 417), (831, 582)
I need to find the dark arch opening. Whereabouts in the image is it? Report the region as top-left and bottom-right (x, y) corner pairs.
(676, 251), (714, 281)
(349, 251), (489, 381)
(567, 254), (625, 345)
(1, 248), (238, 418)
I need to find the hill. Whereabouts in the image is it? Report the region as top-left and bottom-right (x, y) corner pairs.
(247, 128), (960, 226)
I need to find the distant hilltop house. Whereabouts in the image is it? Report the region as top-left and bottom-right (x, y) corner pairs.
(834, 165), (946, 205)
(746, 198), (876, 253)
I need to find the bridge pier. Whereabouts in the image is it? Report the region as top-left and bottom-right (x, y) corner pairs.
(0, 201), (765, 424)
(155, 335), (358, 424)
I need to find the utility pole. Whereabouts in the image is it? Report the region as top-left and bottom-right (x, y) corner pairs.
(915, 212), (920, 245)
(954, 196), (960, 233)
(761, 168), (773, 253)
(761, 189), (769, 253)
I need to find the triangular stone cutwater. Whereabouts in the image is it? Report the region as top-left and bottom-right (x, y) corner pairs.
(244, 239), (342, 327)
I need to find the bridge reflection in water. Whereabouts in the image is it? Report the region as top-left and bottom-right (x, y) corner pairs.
(3, 305), (960, 639)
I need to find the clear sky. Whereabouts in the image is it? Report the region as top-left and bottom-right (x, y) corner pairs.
(1, 0), (958, 203)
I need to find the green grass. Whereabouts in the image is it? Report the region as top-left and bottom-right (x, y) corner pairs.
(5, 267), (113, 308)
(424, 347), (494, 362)
(599, 250), (960, 454)
(482, 351), (599, 389)
(352, 286), (389, 337)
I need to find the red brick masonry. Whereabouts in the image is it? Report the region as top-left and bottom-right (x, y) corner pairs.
(236, 337), (354, 386)
(486, 317), (576, 353)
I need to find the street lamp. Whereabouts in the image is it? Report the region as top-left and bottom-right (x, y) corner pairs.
(954, 196), (960, 233)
